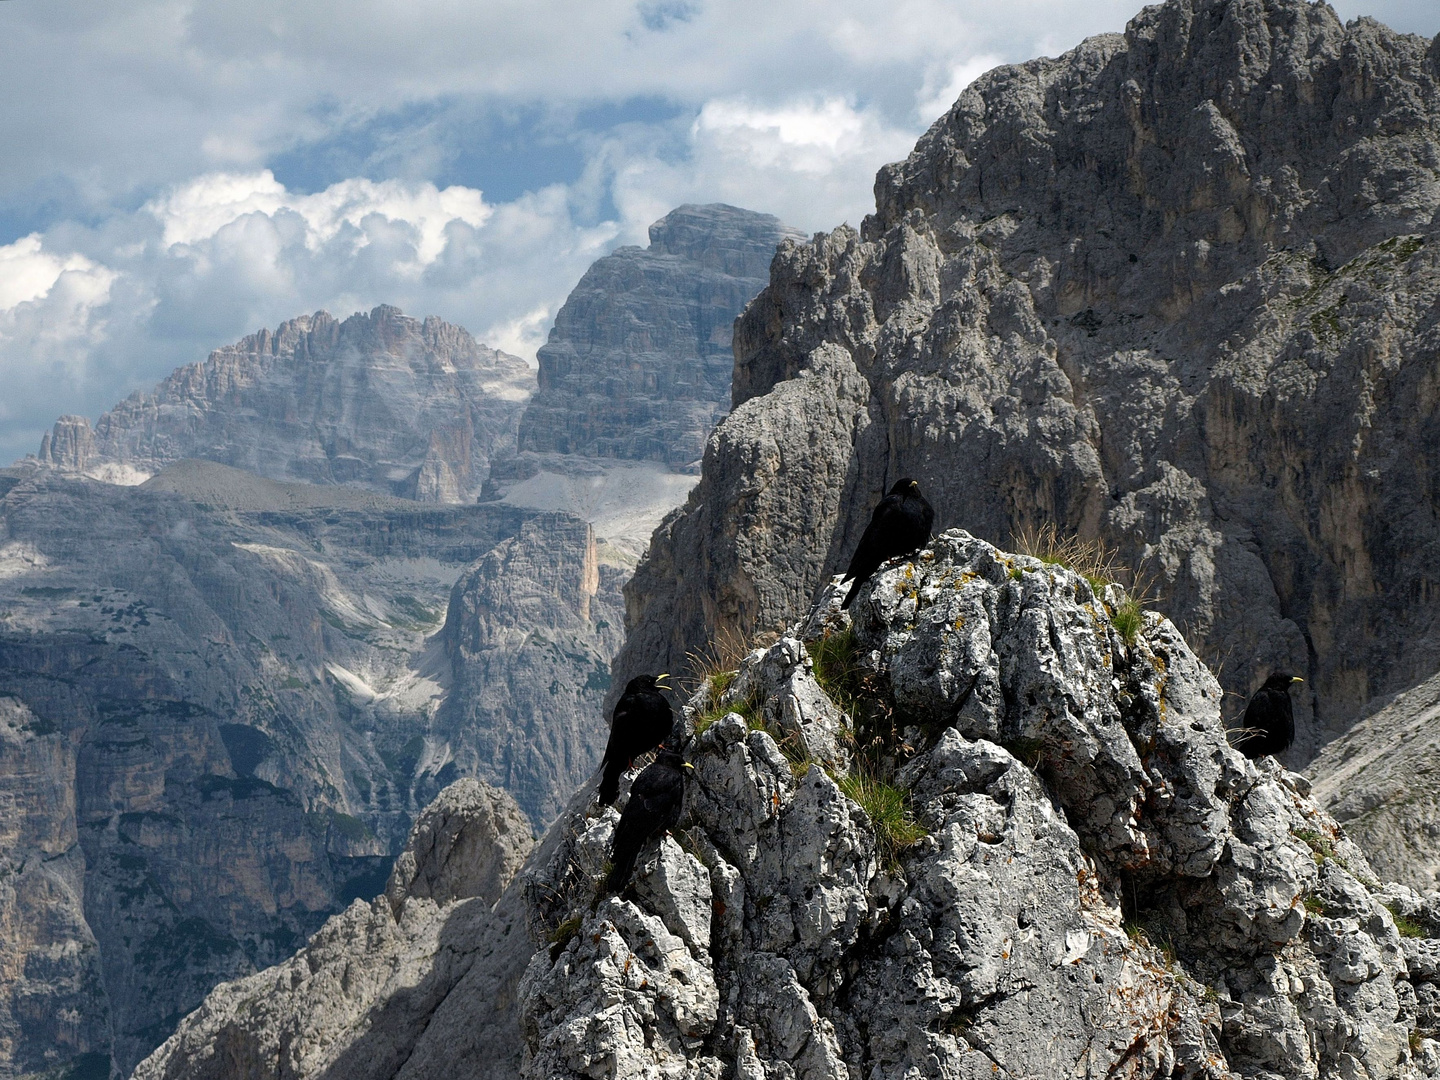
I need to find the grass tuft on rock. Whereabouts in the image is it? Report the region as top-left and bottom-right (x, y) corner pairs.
(547, 913), (584, 959)
(1112, 597), (1144, 645)
(691, 670), (739, 735)
(810, 626), (864, 715)
(1384, 901), (1427, 939)
(840, 768), (925, 866)
(683, 625), (754, 698)
(1011, 522), (1124, 590)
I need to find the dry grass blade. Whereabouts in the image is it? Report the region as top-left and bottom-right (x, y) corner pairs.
(681, 623), (753, 698)
(1010, 521), (1127, 592)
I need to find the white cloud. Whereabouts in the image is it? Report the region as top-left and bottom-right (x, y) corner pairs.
(484, 305), (556, 365)
(0, 169), (628, 461)
(147, 170), (492, 268)
(694, 98), (871, 175)
(0, 235), (115, 310)
(3, 0), (1436, 467)
(916, 54), (1005, 124)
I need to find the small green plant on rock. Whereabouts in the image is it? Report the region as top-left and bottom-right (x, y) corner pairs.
(1292, 827), (1336, 865)
(810, 627), (864, 715)
(1011, 522), (1124, 593)
(1384, 901), (1427, 939)
(840, 767), (925, 868)
(691, 670), (739, 735)
(1112, 598), (1144, 646)
(1001, 736), (1045, 769)
(547, 913), (583, 959)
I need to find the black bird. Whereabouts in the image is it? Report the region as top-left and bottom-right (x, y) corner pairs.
(840, 478), (935, 609)
(1232, 672), (1304, 759)
(603, 747), (692, 894)
(597, 674), (674, 806)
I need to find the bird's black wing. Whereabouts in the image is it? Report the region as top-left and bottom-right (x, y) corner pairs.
(1235, 688), (1294, 758)
(843, 493), (904, 583)
(636, 693), (674, 748)
(604, 763), (685, 892)
(597, 699), (640, 805)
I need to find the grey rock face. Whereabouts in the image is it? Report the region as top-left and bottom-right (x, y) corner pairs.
(132, 778), (534, 1080)
(34, 306), (534, 502)
(512, 204), (802, 470)
(615, 0), (1440, 764)
(525, 531), (1440, 1079)
(1308, 671), (1440, 890)
(0, 461), (615, 1077)
(383, 778), (534, 915)
(437, 514), (626, 826)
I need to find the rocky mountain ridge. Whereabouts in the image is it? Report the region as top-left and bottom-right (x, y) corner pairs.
(138, 530), (1440, 1079)
(614, 0), (1440, 764)
(0, 460), (622, 1077)
(484, 204), (801, 559)
(33, 306), (534, 502)
(1, 198), (799, 1078)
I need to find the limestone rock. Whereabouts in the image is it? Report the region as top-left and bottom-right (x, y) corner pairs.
(1308, 672), (1440, 890)
(513, 204), (802, 470)
(132, 779), (533, 1080)
(523, 531), (1440, 1079)
(614, 0), (1440, 765)
(35, 306), (533, 502)
(437, 514), (627, 826)
(383, 777), (533, 916)
(0, 461), (606, 1075)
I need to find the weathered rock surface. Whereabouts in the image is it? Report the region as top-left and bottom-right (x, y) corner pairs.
(436, 514), (626, 827)
(132, 779), (533, 1080)
(525, 531), (1440, 1079)
(510, 204), (802, 471)
(1308, 671), (1440, 891)
(615, 0), (1440, 764)
(0, 461), (616, 1077)
(487, 204), (800, 561)
(8, 204), (797, 1076)
(34, 306), (533, 502)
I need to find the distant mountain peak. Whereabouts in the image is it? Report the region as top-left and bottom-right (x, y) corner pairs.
(34, 305), (534, 502)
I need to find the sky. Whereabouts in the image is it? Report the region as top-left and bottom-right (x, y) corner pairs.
(0, 0), (1435, 465)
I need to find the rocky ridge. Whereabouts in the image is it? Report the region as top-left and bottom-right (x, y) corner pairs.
(3, 199), (798, 1078)
(34, 306), (533, 502)
(140, 530), (1440, 1079)
(133, 778), (534, 1080)
(486, 204), (801, 559)
(0, 460), (621, 1077)
(614, 0), (1440, 763)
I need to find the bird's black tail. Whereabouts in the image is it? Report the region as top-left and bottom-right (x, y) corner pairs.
(596, 761), (622, 807)
(603, 849), (638, 895)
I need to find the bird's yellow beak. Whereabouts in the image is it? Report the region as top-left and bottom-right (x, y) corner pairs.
(682, 762), (695, 770)
(909, 480), (919, 489)
(1291, 676), (1304, 683)
(656, 673), (670, 681)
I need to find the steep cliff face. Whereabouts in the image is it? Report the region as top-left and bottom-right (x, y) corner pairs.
(34, 306), (534, 502)
(0, 461), (615, 1077)
(510, 204), (802, 471)
(138, 532), (1440, 1080)
(615, 0), (1440, 762)
(134, 778), (534, 1080)
(437, 516), (626, 826)
(1307, 673), (1440, 890)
